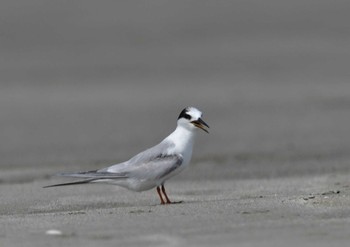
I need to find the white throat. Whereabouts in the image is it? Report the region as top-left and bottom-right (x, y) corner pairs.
(165, 124), (196, 156)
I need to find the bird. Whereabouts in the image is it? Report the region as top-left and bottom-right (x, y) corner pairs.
(44, 107), (209, 205)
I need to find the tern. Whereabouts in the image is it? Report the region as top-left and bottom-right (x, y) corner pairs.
(44, 107), (209, 204)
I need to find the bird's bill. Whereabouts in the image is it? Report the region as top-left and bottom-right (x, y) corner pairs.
(191, 118), (210, 133)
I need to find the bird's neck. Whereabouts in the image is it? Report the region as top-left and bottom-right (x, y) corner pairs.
(166, 125), (196, 154)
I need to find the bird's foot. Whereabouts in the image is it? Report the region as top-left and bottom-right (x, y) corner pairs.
(161, 200), (183, 205)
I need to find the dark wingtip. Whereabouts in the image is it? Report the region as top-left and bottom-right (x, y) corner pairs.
(43, 179), (94, 188)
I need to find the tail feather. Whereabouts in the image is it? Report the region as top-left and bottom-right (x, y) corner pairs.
(43, 178), (96, 188)
(57, 170), (127, 179)
(43, 170), (127, 188)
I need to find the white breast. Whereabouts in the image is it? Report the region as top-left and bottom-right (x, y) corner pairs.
(162, 125), (196, 178)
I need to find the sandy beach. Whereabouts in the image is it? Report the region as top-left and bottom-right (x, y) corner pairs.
(1, 1), (350, 246)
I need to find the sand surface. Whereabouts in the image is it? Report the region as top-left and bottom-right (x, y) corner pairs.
(1, 1), (350, 246)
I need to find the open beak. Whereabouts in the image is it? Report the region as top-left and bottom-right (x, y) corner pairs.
(191, 118), (210, 133)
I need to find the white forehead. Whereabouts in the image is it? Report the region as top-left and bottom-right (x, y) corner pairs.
(186, 107), (202, 119)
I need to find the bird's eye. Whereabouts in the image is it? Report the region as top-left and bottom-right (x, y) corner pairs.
(184, 114), (191, 120)
(178, 109), (192, 120)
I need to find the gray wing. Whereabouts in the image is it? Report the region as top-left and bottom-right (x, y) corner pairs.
(105, 141), (183, 180)
(124, 153), (183, 180)
(43, 171), (127, 188)
(44, 154), (183, 189)
(43, 141), (182, 188)
(56, 171), (128, 179)
(50, 140), (182, 181)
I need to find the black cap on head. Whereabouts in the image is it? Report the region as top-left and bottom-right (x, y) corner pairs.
(177, 108), (191, 120)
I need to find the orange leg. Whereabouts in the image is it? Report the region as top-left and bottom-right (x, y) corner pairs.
(156, 186), (165, 204)
(161, 185), (172, 204)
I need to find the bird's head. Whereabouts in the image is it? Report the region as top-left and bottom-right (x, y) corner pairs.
(177, 107), (209, 133)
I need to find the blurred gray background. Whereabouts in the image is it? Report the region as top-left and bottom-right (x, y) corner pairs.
(1, 0), (349, 178)
(2, 1), (350, 246)
(0, 0), (350, 180)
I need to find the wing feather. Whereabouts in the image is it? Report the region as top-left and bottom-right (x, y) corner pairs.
(57, 170), (127, 179)
(124, 154), (183, 181)
(44, 140), (183, 189)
